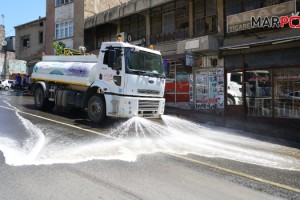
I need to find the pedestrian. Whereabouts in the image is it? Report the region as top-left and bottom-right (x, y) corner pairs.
(15, 73), (22, 91)
(22, 74), (30, 89)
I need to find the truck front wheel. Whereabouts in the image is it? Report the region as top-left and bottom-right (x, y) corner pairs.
(87, 94), (106, 123)
(34, 86), (49, 110)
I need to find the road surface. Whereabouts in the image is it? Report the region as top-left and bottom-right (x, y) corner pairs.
(0, 90), (299, 200)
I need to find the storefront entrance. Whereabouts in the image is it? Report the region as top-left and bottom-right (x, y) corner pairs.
(225, 69), (244, 116)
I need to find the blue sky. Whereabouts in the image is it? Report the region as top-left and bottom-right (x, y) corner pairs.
(0, 0), (46, 37)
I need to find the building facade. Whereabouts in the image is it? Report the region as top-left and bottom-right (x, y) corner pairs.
(84, 0), (225, 113)
(40, 0), (300, 121)
(0, 25), (5, 50)
(15, 17), (46, 75)
(45, 0), (130, 55)
(222, 0), (300, 120)
(0, 25), (18, 80)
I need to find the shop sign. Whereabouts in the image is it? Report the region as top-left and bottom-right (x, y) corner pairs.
(185, 40), (199, 49)
(227, 1), (294, 33)
(185, 50), (194, 67)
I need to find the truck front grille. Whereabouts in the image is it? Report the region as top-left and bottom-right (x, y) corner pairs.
(138, 100), (160, 117)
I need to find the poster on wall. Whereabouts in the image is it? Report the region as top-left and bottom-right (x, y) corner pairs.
(189, 74), (193, 103)
(195, 71), (209, 109)
(185, 50), (194, 67)
(194, 68), (224, 110)
(217, 68), (224, 108)
(208, 70), (218, 109)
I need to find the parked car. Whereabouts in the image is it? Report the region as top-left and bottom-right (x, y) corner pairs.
(289, 91), (300, 100)
(0, 80), (3, 90)
(0, 79), (16, 90)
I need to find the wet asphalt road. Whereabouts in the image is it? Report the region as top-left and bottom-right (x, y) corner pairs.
(0, 90), (300, 200)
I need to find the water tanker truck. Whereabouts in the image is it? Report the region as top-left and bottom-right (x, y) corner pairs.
(31, 41), (166, 123)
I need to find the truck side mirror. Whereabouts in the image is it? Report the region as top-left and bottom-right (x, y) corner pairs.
(108, 50), (116, 69)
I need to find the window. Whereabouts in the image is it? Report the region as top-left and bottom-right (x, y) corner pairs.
(55, 20), (73, 39)
(124, 47), (164, 76)
(225, 0), (291, 16)
(162, 12), (175, 33)
(21, 36), (30, 47)
(120, 14), (146, 42)
(274, 68), (300, 118)
(39, 31), (43, 44)
(194, 0), (217, 36)
(55, 0), (73, 7)
(245, 70), (272, 117)
(150, 0), (189, 43)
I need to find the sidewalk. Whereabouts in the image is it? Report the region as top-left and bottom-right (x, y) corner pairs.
(164, 106), (300, 146)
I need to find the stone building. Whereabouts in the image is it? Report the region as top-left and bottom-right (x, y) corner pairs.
(45, 0), (130, 55)
(15, 17), (46, 75)
(0, 25), (17, 80)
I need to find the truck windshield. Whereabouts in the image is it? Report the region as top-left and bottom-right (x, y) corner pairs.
(124, 47), (165, 78)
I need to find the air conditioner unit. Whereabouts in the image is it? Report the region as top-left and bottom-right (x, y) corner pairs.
(116, 32), (127, 42)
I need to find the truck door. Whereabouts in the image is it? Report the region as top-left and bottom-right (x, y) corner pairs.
(101, 46), (124, 93)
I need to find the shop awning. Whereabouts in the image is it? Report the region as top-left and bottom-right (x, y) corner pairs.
(220, 35), (300, 50)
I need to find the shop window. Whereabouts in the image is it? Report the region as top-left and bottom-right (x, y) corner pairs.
(245, 70), (272, 117)
(164, 60), (191, 103)
(274, 68), (300, 119)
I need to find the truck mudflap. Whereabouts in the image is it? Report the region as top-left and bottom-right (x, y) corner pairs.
(105, 95), (165, 118)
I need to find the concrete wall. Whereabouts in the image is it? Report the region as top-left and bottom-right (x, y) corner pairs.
(0, 51), (16, 79)
(73, 0), (85, 49)
(45, 0), (55, 55)
(85, 0), (173, 29)
(55, 3), (73, 23)
(84, 0), (130, 19)
(15, 18), (46, 62)
(0, 25), (4, 50)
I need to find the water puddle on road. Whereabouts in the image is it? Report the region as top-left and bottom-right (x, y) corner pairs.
(0, 98), (300, 170)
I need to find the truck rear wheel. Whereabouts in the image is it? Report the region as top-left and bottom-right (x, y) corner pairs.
(34, 86), (49, 110)
(87, 94), (106, 123)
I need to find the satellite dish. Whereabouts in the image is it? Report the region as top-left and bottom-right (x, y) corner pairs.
(1, 40), (7, 46)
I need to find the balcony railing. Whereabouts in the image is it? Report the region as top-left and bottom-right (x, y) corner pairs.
(194, 15), (217, 37)
(150, 28), (189, 44)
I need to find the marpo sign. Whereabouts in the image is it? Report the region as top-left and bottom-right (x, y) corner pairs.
(227, 1), (294, 33)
